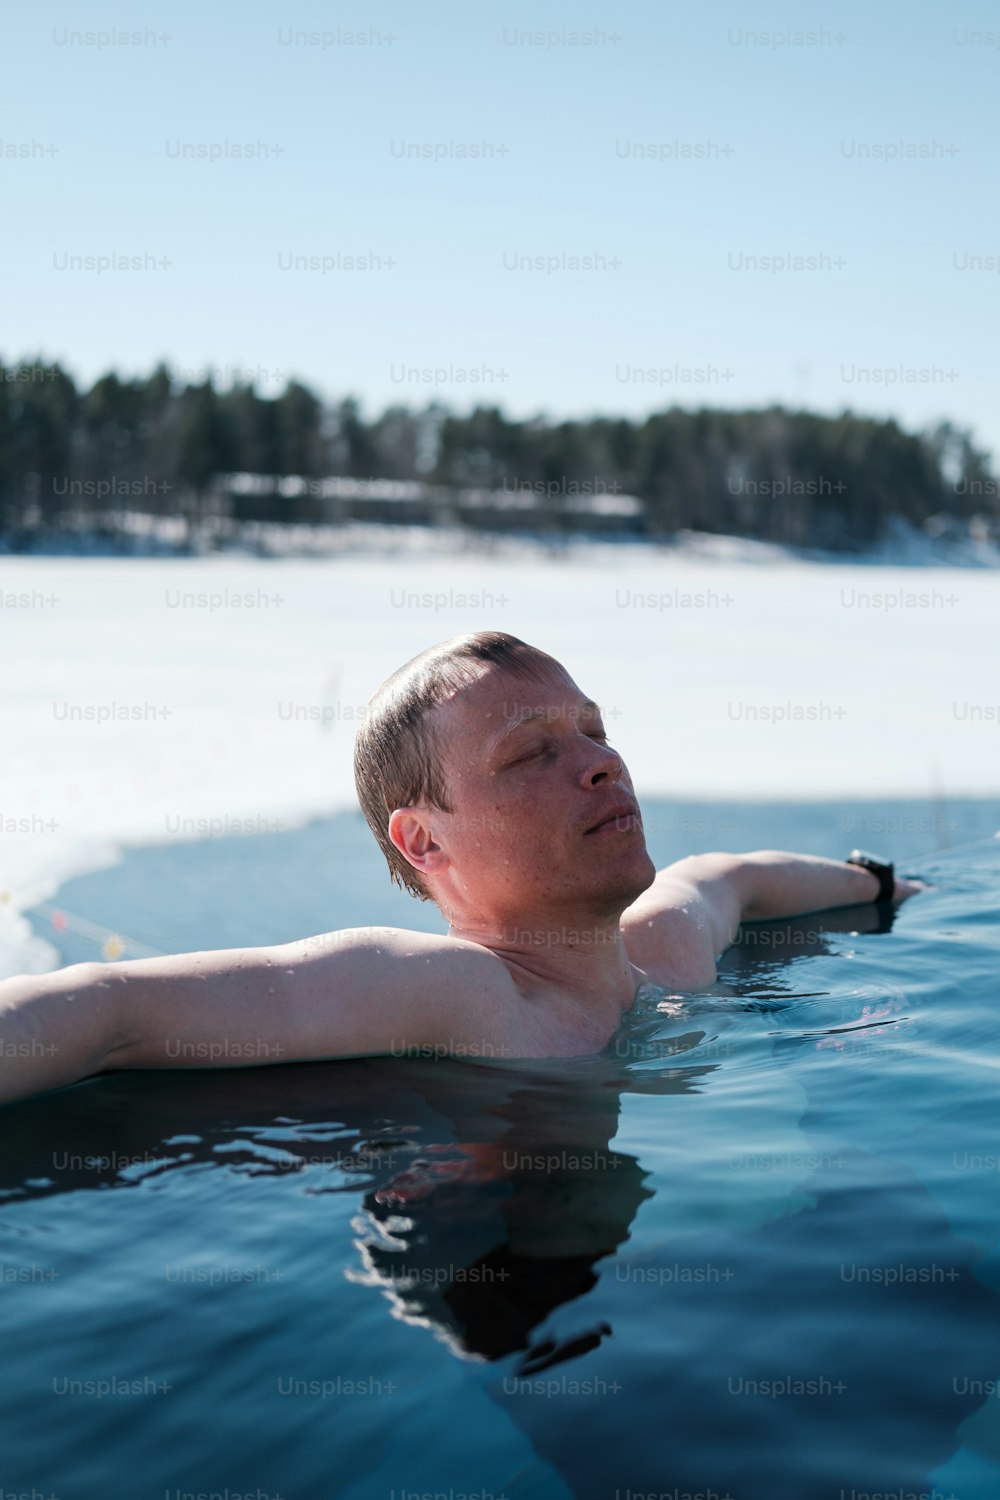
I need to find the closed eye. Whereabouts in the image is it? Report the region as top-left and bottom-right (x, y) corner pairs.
(511, 742), (551, 765)
(508, 726), (608, 766)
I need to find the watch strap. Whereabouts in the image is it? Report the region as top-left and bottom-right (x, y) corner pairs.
(846, 850), (895, 903)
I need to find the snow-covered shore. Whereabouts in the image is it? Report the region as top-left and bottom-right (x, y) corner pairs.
(2, 532), (998, 974)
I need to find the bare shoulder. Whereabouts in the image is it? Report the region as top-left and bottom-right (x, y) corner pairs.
(266, 924), (521, 1054)
(103, 923), (521, 1074)
(283, 924), (516, 1004)
(620, 858), (743, 990)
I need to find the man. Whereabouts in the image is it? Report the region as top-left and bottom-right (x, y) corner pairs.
(0, 630), (926, 1104)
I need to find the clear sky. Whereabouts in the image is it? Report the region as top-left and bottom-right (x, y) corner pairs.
(5, 0), (998, 458)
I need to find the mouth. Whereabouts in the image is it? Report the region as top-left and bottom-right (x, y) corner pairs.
(584, 803), (641, 836)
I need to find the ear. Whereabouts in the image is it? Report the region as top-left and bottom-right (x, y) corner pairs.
(387, 807), (451, 879)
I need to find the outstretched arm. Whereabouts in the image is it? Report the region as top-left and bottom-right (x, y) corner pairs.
(728, 849), (928, 922)
(620, 850), (928, 988)
(0, 927), (513, 1107)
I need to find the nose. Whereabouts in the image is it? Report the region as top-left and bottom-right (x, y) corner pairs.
(581, 736), (626, 786)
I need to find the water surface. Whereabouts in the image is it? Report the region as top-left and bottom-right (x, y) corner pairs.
(4, 831), (1000, 1498)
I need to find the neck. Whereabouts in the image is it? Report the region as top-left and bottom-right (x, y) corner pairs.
(447, 910), (643, 1021)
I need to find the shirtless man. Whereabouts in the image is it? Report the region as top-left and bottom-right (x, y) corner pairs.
(0, 630), (925, 1105)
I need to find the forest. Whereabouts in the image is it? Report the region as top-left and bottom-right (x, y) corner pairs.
(1, 358), (995, 550)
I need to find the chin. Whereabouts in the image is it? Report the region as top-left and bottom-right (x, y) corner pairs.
(591, 852), (657, 910)
(628, 853), (658, 901)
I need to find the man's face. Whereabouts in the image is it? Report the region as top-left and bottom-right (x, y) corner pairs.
(416, 661), (656, 930)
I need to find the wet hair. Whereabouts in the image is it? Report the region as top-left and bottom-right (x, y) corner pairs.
(354, 630), (567, 902)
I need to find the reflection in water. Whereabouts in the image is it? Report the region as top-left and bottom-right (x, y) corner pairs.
(348, 1063), (658, 1366)
(4, 872), (1000, 1498)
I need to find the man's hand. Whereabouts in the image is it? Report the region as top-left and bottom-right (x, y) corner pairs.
(894, 875), (932, 902)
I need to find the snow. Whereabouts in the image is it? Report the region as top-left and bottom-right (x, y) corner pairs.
(2, 529), (998, 975)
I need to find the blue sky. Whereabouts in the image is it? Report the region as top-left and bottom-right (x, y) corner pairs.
(5, 0), (998, 458)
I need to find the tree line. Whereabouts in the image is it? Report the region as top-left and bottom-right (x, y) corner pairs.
(1, 357), (995, 550)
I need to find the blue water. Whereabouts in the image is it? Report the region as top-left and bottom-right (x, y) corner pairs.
(23, 794), (1000, 966)
(4, 806), (1000, 1497)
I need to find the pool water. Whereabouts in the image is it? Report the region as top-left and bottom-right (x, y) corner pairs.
(3, 831), (1000, 1498)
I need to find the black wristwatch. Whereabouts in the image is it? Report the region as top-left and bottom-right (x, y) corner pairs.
(846, 849), (895, 903)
